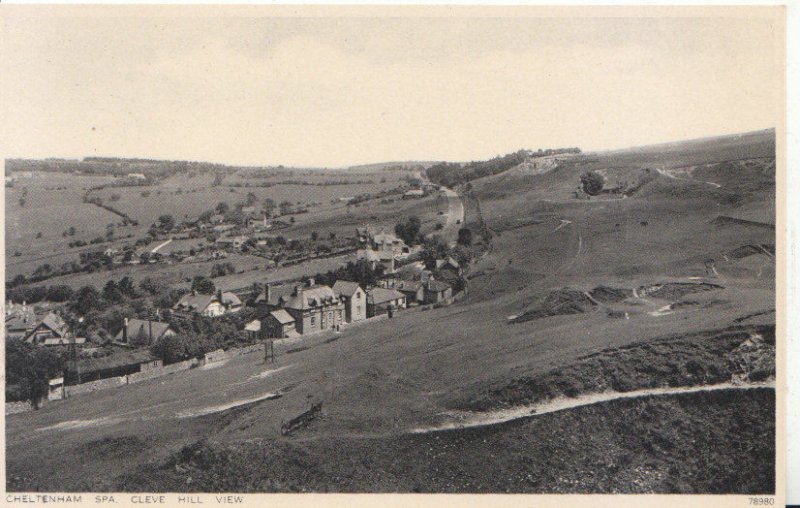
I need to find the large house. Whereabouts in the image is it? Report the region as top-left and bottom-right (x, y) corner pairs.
(281, 281), (345, 334)
(172, 291), (242, 318)
(366, 287), (406, 318)
(258, 280), (345, 335)
(332, 281), (367, 323)
(115, 318), (176, 346)
(356, 226), (409, 256)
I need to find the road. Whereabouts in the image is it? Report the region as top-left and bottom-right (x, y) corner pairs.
(438, 187), (465, 247)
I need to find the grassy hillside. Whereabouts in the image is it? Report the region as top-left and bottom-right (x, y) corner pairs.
(5, 129), (776, 493)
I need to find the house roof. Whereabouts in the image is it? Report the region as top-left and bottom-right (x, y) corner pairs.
(367, 287), (405, 305)
(255, 284), (296, 307)
(5, 308), (38, 332)
(395, 280), (423, 292)
(436, 256), (460, 269)
(221, 292), (242, 307)
(426, 279), (451, 292)
(114, 319), (173, 342)
(268, 309), (295, 324)
(284, 285), (340, 311)
(332, 280), (363, 297)
(174, 293), (216, 312)
(244, 319), (261, 332)
(404, 189), (424, 196)
(25, 312), (70, 341)
(353, 249), (381, 263)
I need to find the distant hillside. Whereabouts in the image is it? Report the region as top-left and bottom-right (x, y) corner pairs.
(344, 161), (436, 172)
(597, 129), (775, 161)
(426, 148), (581, 188)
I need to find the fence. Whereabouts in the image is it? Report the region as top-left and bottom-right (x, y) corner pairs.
(6, 342), (268, 415)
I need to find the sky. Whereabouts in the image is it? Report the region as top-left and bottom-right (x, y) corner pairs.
(1, 7), (784, 167)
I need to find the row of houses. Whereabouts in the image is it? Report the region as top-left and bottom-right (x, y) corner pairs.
(246, 273), (453, 340)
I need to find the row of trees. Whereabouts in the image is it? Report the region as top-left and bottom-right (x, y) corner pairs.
(427, 148), (581, 188)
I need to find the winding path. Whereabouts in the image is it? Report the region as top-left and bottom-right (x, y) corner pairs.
(655, 167), (721, 189)
(411, 380), (774, 433)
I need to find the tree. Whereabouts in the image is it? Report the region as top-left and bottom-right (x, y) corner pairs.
(151, 333), (203, 364)
(224, 209), (246, 226)
(118, 276), (136, 298)
(46, 285), (74, 302)
(191, 276), (215, 294)
(311, 231), (319, 242)
(102, 280), (123, 304)
(5, 341), (63, 409)
(198, 210), (214, 223)
(457, 227), (473, 246)
(158, 214), (176, 230)
(580, 171), (605, 196)
(262, 198), (276, 217)
(71, 285), (102, 315)
(216, 201), (229, 215)
(421, 237), (449, 269)
(395, 216), (422, 246)
(139, 276), (163, 295)
(245, 192), (258, 207)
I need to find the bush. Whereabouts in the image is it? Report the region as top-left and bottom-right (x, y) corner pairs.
(580, 171), (605, 195)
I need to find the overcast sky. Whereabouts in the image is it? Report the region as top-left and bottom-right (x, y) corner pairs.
(1, 8), (783, 167)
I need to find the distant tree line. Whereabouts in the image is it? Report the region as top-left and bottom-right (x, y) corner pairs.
(426, 148), (581, 188)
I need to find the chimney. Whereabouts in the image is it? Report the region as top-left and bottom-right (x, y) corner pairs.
(264, 283), (272, 303)
(123, 317), (129, 343)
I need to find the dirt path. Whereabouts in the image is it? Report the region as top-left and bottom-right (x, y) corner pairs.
(410, 380), (774, 433)
(151, 238), (173, 253)
(656, 167), (721, 189)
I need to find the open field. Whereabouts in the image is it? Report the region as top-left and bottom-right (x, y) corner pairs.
(5, 129), (776, 493)
(5, 163), (440, 288)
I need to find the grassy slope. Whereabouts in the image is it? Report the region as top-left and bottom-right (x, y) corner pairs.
(5, 130), (776, 492)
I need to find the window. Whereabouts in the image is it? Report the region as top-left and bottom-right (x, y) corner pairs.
(356, 292), (361, 299)
(310, 316), (315, 326)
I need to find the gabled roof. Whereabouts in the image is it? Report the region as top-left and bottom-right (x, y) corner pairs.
(174, 293), (217, 312)
(25, 312), (70, 341)
(114, 319), (173, 342)
(255, 284), (296, 307)
(268, 309), (295, 324)
(284, 285), (340, 311)
(245, 319), (261, 332)
(367, 287), (405, 305)
(332, 280), (363, 297)
(221, 292), (242, 307)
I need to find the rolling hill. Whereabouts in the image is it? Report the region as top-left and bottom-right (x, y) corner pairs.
(5, 129), (776, 493)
